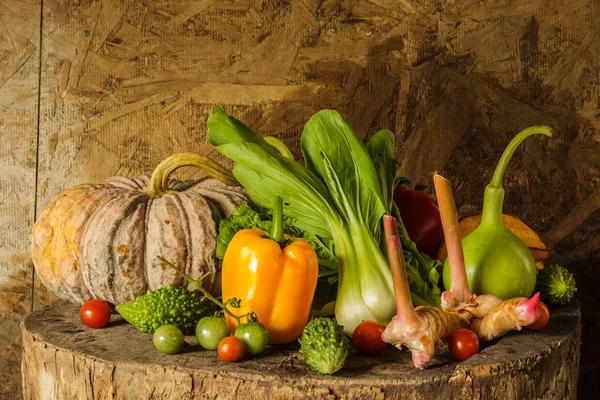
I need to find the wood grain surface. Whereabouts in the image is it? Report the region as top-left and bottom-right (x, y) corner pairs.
(21, 300), (581, 400)
(0, 0), (40, 396)
(0, 0), (598, 398)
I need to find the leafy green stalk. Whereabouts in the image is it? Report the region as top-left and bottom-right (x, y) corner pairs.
(316, 149), (396, 331)
(208, 108), (337, 239)
(301, 111), (387, 237)
(367, 129), (401, 214)
(270, 196), (285, 243)
(367, 130), (441, 307)
(208, 107), (440, 335)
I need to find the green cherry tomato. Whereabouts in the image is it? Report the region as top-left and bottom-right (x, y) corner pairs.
(196, 316), (231, 350)
(153, 325), (184, 355)
(234, 322), (269, 356)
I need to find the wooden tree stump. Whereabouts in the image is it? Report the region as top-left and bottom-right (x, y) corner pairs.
(22, 300), (581, 400)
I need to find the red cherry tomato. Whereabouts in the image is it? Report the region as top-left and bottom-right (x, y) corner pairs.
(526, 302), (550, 330)
(448, 329), (479, 361)
(353, 321), (387, 355)
(79, 299), (111, 329)
(218, 336), (245, 362)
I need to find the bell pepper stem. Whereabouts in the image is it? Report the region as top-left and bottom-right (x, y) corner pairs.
(270, 196), (285, 243)
(158, 255), (255, 326)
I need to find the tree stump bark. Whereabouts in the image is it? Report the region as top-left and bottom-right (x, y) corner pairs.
(22, 300), (581, 400)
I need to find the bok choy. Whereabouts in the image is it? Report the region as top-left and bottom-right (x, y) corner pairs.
(208, 107), (440, 334)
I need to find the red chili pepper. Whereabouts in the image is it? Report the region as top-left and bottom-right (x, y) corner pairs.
(393, 187), (443, 258)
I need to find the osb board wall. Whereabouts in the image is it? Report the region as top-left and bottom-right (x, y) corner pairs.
(0, 0), (41, 397)
(0, 0), (598, 397)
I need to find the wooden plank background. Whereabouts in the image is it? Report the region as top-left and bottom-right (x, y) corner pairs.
(1, 0), (598, 397)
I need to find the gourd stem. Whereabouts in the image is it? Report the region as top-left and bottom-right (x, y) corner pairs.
(482, 126), (552, 227)
(490, 126), (553, 189)
(270, 196), (285, 243)
(147, 153), (238, 197)
(481, 186), (505, 226)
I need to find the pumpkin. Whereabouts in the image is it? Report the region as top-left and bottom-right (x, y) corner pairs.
(32, 153), (253, 305)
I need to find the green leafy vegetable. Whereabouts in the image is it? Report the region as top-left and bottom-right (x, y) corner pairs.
(298, 317), (349, 374)
(208, 108), (336, 239)
(367, 129), (403, 214)
(208, 107), (441, 335)
(215, 205), (336, 267)
(535, 264), (577, 305)
(367, 130), (441, 307)
(301, 112), (387, 236)
(115, 285), (217, 334)
(403, 248), (442, 307)
(300, 111), (398, 333)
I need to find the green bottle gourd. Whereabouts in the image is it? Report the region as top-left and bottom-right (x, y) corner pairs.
(443, 126), (553, 300)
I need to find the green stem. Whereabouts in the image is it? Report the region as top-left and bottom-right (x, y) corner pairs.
(157, 256), (252, 326)
(270, 196), (285, 243)
(318, 259), (338, 270)
(481, 185), (505, 227)
(490, 126), (553, 189)
(482, 126), (552, 227)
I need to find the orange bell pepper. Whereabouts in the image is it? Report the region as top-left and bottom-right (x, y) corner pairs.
(221, 197), (319, 344)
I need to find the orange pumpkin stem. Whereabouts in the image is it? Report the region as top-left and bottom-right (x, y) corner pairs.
(147, 152), (238, 197)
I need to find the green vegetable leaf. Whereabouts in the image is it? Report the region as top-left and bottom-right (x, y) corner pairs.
(215, 205), (263, 259)
(301, 110), (387, 236)
(264, 136), (294, 159)
(207, 107), (279, 156)
(207, 106), (438, 335)
(367, 129), (400, 214)
(209, 109), (338, 239)
(367, 129), (441, 308)
(215, 205), (336, 266)
(403, 248), (442, 308)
